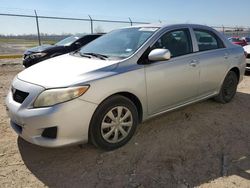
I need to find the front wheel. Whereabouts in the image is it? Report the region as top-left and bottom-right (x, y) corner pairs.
(89, 95), (138, 150)
(214, 71), (238, 103)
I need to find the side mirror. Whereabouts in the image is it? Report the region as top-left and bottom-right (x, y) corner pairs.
(148, 49), (171, 62)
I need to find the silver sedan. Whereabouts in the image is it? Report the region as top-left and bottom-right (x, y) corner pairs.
(5, 24), (246, 150)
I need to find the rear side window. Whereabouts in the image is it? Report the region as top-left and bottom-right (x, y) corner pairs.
(194, 29), (225, 52)
(152, 29), (193, 57)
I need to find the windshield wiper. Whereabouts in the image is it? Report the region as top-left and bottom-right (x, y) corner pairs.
(70, 50), (91, 58)
(81, 52), (108, 60)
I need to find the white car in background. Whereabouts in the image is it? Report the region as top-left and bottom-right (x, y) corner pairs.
(243, 45), (250, 71)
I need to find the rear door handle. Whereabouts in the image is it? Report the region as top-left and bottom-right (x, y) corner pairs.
(224, 53), (229, 59)
(189, 59), (198, 67)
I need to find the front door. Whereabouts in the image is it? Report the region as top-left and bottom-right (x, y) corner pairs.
(145, 29), (200, 115)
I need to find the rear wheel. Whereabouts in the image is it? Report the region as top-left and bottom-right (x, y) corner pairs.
(214, 71), (238, 103)
(89, 95), (138, 150)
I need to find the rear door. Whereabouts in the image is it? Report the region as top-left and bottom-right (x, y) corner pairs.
(192, 29), (229, 96)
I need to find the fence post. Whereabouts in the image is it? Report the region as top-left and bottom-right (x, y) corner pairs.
(128, 17), (133, 26)
(88, 15), (93, 34)
(34, 10), (41, 46)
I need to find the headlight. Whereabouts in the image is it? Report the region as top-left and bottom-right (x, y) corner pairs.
(33, 86), (89, 108)
(30, 52), (47, 59)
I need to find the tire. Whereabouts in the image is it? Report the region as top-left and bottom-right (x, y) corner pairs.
(89, 95), (139, 150)
(214, 71), (238, 103)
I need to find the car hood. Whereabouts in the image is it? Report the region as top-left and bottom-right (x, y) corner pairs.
(243, 45), (250, 54)
(25, 45), (61, 53)
(17, 54), (120, 88)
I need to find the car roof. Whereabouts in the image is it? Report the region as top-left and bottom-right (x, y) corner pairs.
(129, 23), (233, 47)
(129, 23), (215, 30)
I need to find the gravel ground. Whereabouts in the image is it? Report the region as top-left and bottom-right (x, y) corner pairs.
(0, 64), (250, 188)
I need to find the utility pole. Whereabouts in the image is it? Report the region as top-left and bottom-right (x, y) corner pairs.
(34, 10), (41, 45)
(88, 15), (93, 34)
(128, 17), (133, 26)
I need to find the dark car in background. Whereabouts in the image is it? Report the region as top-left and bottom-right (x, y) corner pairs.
(23, 34), (103, 68)
(228, 36), (248, 46)
(242, 37), (250, 45)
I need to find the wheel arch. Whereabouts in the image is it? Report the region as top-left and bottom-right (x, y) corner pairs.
(87, 91), (144, 147)
(229, 67), (240, 82)
(106, 92), (143, 124)
(89, 91), (143, 126)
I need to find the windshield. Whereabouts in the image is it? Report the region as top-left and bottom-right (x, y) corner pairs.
(80, 27), (158, 59)
(55, 36), (80, 46)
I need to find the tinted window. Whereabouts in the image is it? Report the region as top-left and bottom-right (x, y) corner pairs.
(194, 29), (224, 51)
(152, 29), (192, 57)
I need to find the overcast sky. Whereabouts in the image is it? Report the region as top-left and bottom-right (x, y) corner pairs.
(0, 0), (249, 35)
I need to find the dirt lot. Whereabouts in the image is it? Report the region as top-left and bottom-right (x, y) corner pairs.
(0, 64), (250, 188)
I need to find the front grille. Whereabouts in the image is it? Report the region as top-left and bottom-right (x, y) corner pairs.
(12, 87), (29, 104)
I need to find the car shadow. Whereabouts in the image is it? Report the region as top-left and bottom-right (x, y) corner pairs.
(18, 92), (250, 187)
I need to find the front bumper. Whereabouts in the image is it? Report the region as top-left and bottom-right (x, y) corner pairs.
(5, 77), (97, 147)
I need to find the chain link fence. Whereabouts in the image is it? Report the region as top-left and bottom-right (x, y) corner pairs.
(0, 8), (250, 46)
(0, 9), (149, 45)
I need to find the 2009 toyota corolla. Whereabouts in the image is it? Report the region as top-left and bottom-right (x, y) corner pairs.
(5, 24), (246, 150)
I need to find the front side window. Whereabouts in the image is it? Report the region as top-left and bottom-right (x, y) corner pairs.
(80, 27), (158, 59)
(151, 29), (193, 57)
(194, 29), (224, 51)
